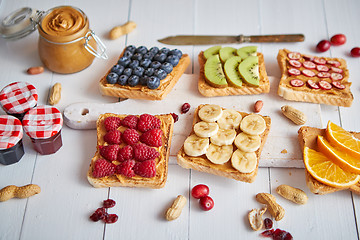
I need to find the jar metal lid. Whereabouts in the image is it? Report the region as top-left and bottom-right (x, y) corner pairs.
(0, 115), (23, 150)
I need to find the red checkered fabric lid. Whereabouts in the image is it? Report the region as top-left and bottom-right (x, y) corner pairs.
(0, 82), (38, 114)
(0, 115), (23, 149)
(22, 105), (63, 139)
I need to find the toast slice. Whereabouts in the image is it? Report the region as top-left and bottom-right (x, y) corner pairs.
(277, 49), (353, 107)
(198, 51), (270, 97)
(99, 48), (190, 100)
(298, 126), (360, 195)
(87, 113), (174, 189)
(177, 104), (271, 183)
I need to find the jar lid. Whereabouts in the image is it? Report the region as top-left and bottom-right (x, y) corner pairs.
(0, 82), (38, 114)
(0, 7), (41, 40)
(0, 115), (23, 150)
(22, 105), (63, 139)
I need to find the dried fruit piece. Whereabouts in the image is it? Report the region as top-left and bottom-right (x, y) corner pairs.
(103, 199), (116, 208)
(104, 214), (118, 224)
(264, 218), (273, 229)
(181, 103), (191, 114)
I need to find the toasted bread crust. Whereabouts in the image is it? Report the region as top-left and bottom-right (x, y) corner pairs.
(177, 104), (271, 183)
(197, 52), (270, 97)
(298, 126), (360, 195)
(87, 113), (174, 189)
(277, 49), (353, 107)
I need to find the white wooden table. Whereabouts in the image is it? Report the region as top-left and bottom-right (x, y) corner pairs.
(0, 0), (359, 239)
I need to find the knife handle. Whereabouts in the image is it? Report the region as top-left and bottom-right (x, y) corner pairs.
(245, 34), (305, 43)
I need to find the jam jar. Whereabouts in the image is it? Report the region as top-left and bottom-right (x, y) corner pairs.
(0, 115), (25, 165)
(22, 105), (63, 155)
(0, 82), (38, 121)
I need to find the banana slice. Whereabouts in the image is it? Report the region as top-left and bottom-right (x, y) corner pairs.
(234, 132), (261, 152)
(198, 104), (223, 122)
(210, 128), (236, 146)
(231, 149), (257, 173)
(217, 109), (243, 130)
(240, 114), (266, 135)
(206, 143), (233, 164)
(184, 134), (210, 157)
(194, 121), (219, 138)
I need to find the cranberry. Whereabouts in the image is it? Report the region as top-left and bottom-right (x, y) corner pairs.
(350, 47), (360, 57)
(104, 213), (118, 224)
(191, 184), (209, 199)
(90, 208), (107, 222)
(260, 229), (274, 237)
(170, 113), (179, 122)
(316, 40), (331, 52)
(264, 218), (273, 229)
(103, 199), (116, 208)
(199, 196), (214, 211)
(181, 103), (190, 114)
(90, 212), (101, 222)
(330, 34), (346, 46)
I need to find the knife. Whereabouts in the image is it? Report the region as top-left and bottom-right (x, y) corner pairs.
(158, 34), (305, 45)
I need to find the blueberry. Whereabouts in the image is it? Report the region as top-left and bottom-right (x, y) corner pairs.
(127, 75), (140, 87)
(128, 60), (139, 69)
(111, 64), (124, 75)
(160, 62), (173, 74)
(139, 76), (149, 86)
(133, 66), (144, 77)
(140, 58), (151, 68)
(106, 72), (118, 84)
(117, 75), (128, 85)
(147, 76), (161, 89)
(118, 56), (131, 67)
(154, 68), (167, 80)
(135, 46), (148, 55)
(125, 45), (136, 53)
(143, 52), (154, 60)
(166, 55), (180, 66)
(169, 49), (182, 58)
(123, 50), (133, 58)
(131, 53), (143, 61)
(144, 67), (155, 76)
(159, 47), (170, 55)
(123, 68), (133, 77)
(149, 61), (161, 69)
(153, 53), (167, 63)
(149, 46), (159, 54)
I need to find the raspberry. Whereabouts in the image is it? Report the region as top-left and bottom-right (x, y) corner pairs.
(92, 159), (116, 178)
(117, 145), (134, 162)
(137, 114), (161, 132)
(99, 145), (120, 161)
(134, 159), (156, 178)
(133, 143), (160, 161)
(122, 128), (140, 145)
(115, 159), (135, 178)
(140, 128), (163, 147)
(104, 130), (122, 144)
(170, 113), (179, 123)
(104, 116), (121, 132)
(121, 115), (139, 129)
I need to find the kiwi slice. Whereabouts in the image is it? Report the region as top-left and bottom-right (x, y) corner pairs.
(204, 55), (228, 88)
(204, 45), (222, 59)
(237, 46), (258, 59)
(238, 56), (259, 87)
(219, 47), (237, 63)
(224, 56), (243, 88)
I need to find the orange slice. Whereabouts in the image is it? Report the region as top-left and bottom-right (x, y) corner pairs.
(303, 147), (360, 188)
(326, 121), (360, 158)
(317, 136), (360, 174)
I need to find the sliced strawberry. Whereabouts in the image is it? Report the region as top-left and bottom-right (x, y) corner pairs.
(307, 80), (320, 89)
(327, 60), (341, 67)
(303, 54), (315, 61)
(316, 65), (329, 72)
(331, 67), (343, 73)
(318, 80), (332, 90)
(313, 57), (326, 65)
(303, 61), (316, 69)
(290, 79), (304, 87)
(317, 72), (331, 78)
(330, 73), (343, 81)
(288, 68), (301, 76)
(302, 69), (316, 77)
(288, 59), (302, 68)
(332, 81), (346, 89)
(287, 52), (301, 60)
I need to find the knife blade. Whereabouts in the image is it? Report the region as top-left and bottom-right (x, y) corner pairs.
(158, 34), (305, 45)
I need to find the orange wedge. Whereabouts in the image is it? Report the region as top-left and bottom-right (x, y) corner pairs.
(326, 121), (360, 158)
(303, 147), (360, 188)
(317, 136), (360, 174)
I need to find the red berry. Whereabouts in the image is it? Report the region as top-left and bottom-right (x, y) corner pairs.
(104, 130), (122, 144)
(137, 114), (161, 132)
(133, 143), (159, 161)
(199, 196), (214, 211)
(181, 103), (190, 114)
(90, 207), (107, 222)
(99, 145), (120, 161)
(260, 229), (274, 237)
(140, 128), (163, 147)
(316, 40), (331, 52)
(103, 199), (116, 208)
(191, 184), (209, 199)
(92, 159), (116, 178)
(264, 218), (273, 229)
(122, 128), (140, 145)
(104, 116), (121, 132)
(104, 214), (118, 224)
(116, 159), (135, 178)
(170, 113), (179, 123)
(134, 159), (156, 178)
(350, 47), (360, 57)
(330, 33), (346, 46)
(121, 115), (139, 129)
(117, 145), (134, 162)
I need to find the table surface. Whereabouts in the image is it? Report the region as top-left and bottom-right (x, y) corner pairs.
(0, 0), (360, 239)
